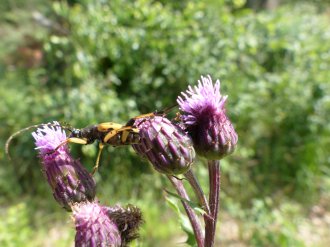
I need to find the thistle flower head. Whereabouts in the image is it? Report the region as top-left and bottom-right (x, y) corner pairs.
(104, 204), (143, 246)
(178, 75), (228, 126)
(177, 75), (238, 159)
(32, 122), (96, 211)
(133, 116), (195, 175)
(32, 122), (68, 157)
(73, 202), (121, 247)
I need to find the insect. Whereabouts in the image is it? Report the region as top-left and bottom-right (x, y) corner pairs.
(53, 122), (141, 174)
(5, 105), (177, 174)
(5, 121), (140, 174)
(55, 105), (176, 173)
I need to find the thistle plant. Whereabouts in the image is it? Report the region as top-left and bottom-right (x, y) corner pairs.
(32, 123), (143, 247)
(132, 116), (195, 175)
(177, 75), (238, 160)
(132, 116), (205, 246)
(73, 202), (122, 247)
(104, 204), (143, 246)
(32, 122), (96, 211)
(177, 75), (238, 246)
(132, 75), (237, 246)
(29, 74), (236, 247)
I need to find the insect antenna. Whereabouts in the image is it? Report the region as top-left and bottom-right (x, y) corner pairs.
(5, 122), (63, 160)
(156, 103), (178, 115)
(58, 121), (74, 132)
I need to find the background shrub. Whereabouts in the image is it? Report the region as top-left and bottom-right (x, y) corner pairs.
(1, 0), (329, 246)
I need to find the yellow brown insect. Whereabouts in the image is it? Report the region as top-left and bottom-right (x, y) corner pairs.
(5, 105), (177, 174)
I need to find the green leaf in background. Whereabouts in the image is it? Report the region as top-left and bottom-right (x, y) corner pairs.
(165, 195), (197, 247)
(1, 0), (330, 246)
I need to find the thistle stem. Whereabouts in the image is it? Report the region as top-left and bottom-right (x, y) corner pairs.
(167, 175), (204, 247)
(184, 170), (210, 215)
(205, 160), (220, 247)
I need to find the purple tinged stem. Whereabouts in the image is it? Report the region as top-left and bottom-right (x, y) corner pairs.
(205, 160), (220, 247)
(167, 175), (204, 247)
(184, 169), (215, 246)
(184, 170), (210, 215)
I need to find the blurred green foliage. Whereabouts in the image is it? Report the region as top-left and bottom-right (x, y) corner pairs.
(0, 203), (32, 246)
(1, 0), (330, 246)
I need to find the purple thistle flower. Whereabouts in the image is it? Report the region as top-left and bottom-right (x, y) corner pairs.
(73, 202), (121, 247)
(177, 75), (238, 160)
(32, 122), (96, 211)
(133, 116), (195, 175)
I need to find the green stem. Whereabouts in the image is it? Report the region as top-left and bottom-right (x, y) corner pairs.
(167, 175), (204, 247)
(184, 170), (210, 215)
(204, 160), (220, 247)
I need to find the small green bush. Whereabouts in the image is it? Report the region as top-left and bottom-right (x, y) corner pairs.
(1, 0), (329, 245)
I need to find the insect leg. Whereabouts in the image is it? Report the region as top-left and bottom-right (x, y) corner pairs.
(118, 127), (139, 143)
(173, 112), (182, 122)
(92, 142), (104, 175)
(51, 137), (88, 154)
(103, 129), (119, 143)
(102, 126), (139, 144)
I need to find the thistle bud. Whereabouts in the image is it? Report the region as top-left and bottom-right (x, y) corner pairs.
(32, 122), (96, 211)
(133, 116), (195, 175)
(177, 75), (238, 160)
(73, 202), (121, 247)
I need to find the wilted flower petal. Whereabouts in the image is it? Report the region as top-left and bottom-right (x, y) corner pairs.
(104, 204), (143, 246)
